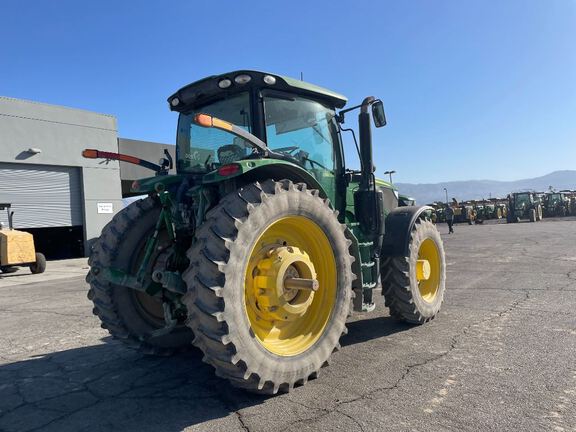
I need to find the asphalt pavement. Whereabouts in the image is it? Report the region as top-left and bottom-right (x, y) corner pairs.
(1, 218), (575, 432)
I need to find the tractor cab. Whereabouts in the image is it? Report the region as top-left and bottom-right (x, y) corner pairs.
(543, 192), (569, 217)
(508, 192), (542, 222)
(511, 192), (534, 211)
(168, 70), (388, 209)
(547, 193), (564, 206)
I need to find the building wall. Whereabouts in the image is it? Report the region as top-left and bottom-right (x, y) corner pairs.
(118, 138), (175, 196)
(0, 96), (122, 253)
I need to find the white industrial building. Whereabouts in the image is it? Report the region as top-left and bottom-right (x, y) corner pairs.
(0, 96), (174, 258)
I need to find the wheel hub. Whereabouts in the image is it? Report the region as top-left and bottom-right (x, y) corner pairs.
(253, 246), (318, 322)
(416, 259), (431, 281)
(417, 238), (441, 303)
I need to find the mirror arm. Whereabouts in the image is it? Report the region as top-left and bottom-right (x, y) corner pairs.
(193, 114), (269, 156)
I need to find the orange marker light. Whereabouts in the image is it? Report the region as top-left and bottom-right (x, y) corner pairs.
(194, 113), (213, 128)
(82, 149), (98, 158)
(194, 114), (234, 131)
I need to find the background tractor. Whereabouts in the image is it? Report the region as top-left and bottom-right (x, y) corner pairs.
(451, 199), (475, 224)
(0, 204), (46, 275)
(562, 190), (576, 215)
(542, 192), (570, 217)
(472, 200), (504, 223)
(507, 192), (542, 223)
(427, 202), (447, 224)
(84, 70), (446, 394)
(491, 198), (508, 220)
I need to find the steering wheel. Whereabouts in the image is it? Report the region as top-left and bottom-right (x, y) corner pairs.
(304, 157), (331, 171)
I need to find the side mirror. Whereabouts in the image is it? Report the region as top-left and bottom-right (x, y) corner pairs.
(372, 100), (387, 128)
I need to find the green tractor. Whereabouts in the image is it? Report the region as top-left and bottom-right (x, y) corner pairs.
(561, 190), (576, 216)
(451, 199), (475, 225)
(84, 71), (446, 394)
(507, 192), (542, 223)
(491, 199), (507, 220)
(472, 201), (487, 222)
(473, 200), (503, 223)
(430, 202), (447, 224)
(542, 192), (570, 217)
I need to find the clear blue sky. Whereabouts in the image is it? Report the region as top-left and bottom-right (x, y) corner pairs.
(1, 0), (574, 183)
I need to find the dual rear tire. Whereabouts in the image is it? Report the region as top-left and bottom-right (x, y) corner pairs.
(86, 198), (193, 355)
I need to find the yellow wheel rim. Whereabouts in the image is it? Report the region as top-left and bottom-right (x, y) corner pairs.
(244, 216), (337, 356)
(416, 238), (441, 303)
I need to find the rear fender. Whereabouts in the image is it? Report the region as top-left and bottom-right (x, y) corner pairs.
(204, 159), (329, 198)
(381, 205), (434, 257)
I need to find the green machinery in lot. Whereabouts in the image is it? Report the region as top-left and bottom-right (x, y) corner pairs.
(491, 199), (508, 220)
(426, 202), (446, 224)
(84, 70), (446, 394)
(562, 190), (576, 215)
(472, 199), (506, 222)
(451, 199), (476, 224)
(541, 192), (571, 217)
(507, 192), (542, 223)
(433, 204), (446, 223)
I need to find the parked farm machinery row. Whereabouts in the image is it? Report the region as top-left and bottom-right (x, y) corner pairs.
(427, 190), (576, 225)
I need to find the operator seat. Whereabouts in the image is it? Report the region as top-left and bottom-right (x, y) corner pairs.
(218, 144), (246, 164)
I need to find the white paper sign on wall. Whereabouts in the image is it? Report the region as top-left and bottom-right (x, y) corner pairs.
(97, 203), (113, 214)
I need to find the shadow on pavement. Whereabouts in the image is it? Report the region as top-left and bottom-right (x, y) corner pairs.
(0, 338), (266, 432)
(0, 268), (32, 279)
(341, 315), (412, 347)
(0, 316), (411, 432)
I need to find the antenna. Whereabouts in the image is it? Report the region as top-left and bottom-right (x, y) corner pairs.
(300, 72), (303, 81)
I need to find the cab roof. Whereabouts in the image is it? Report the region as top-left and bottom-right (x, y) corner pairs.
(168, 70), (348, 112)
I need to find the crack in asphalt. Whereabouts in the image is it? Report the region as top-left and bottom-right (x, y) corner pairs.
(0, 308), (88, 318)
(0, 284), (541, 432)
(0, 353), (225, 432)
(278, 289), (532, 431)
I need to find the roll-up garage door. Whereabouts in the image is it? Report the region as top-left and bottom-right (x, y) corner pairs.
(0, 163), (83, 229)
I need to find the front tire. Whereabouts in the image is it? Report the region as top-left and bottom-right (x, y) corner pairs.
(182, 180), (353, 394)
(381, 218), (446, 323)
(29, 252), (46, 274)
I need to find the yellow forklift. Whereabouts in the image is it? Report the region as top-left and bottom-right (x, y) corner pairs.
(0, 203), (46, 274)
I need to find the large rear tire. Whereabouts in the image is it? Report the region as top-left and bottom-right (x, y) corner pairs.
(87, 197), (193, 355)
(182, 180), (353, 394)
(381, 218), (446, 324)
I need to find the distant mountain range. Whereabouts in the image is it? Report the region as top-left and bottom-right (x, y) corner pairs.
(395, 170), (576, 205)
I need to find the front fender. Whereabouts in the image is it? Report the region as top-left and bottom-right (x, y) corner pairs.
(381, 205), (434, 257)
